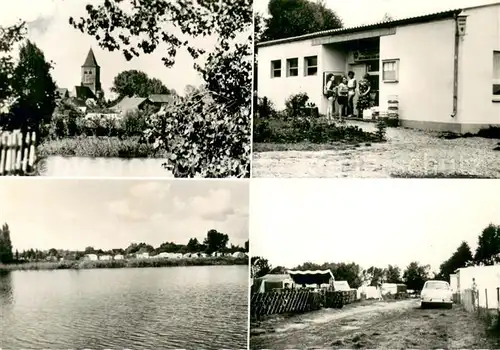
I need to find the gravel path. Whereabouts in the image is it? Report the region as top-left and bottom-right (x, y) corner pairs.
(250, 299), (498, 349)
(252, 122), (500, 178)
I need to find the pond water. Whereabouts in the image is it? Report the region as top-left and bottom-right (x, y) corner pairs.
(44, 156), (173, 177)
(0, 265), (248, 349)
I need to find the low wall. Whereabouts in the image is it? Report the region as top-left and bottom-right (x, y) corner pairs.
(43, 156), (173, 177)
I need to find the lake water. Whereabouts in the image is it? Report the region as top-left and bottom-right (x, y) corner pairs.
(0, 265), (248, 349)
(44, 156), (173, 177)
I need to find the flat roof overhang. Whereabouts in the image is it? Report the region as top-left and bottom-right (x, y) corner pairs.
(312, 27), (395, 45)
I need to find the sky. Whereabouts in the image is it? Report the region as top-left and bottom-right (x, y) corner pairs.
(0, 0), (241, 99)
(250, 179), (500, 273)
(0, 179), (249, 251)
(255, 0), (500, 27)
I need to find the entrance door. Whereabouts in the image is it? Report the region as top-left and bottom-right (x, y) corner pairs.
(349, 64), (367, 116)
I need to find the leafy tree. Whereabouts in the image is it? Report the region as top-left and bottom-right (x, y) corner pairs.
(7, 40), (57, 134)
(385, 265), (402, 283)
(269, 266), (287, 274)
(0, 22), (26, 114)
(84, 246), (95, 254)
(403, 261), (430, 291)
(186, 238), (201, 253)
(362, 266), (385, 287)
(0, 223), (13, 263)
(71, 0), (252, 178)
(381, 13), (394, 22)
(251, 256), (271, 278)
(48, 248), (58, 257)
(15, 249), (19, 261)
(438, 241), (473, 280)
(111, 70), (171, 98)
(474, 224), (500, 265)
(203, 229), (229, 254)
(262, 0), (343, 41)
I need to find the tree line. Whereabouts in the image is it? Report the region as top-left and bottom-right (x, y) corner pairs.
(252, 223), (500, 291)
(0, 226), (248, 264)
(252, 256), (430, 291)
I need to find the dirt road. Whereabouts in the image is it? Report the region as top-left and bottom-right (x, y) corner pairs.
(250, 300), (498, 349)
(252, 121), (500, 178)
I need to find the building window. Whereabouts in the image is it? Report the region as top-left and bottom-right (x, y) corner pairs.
(304, 56), (318, 76)
(382, 59), (399, 82)
(287, 58), (299, 77)
(493, 51), (500, 100)
(271, 60), (281, 78)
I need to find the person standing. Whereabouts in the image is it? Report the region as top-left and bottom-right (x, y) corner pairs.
(337, 76), (349, 121)
(347, 71), (357, 118)
(357, 73), (372, 118)
(324, 74), (337, 122)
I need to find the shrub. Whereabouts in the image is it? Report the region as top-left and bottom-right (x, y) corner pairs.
(285, 92), (309, 119)
(121, 109), (149, 138)
(375, 119), (388, 141)
(255, 97), (278, 119)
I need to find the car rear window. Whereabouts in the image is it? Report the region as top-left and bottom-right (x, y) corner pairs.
(424, 281), (449, 290)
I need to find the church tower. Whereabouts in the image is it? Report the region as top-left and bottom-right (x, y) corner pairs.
(81, 48), (101, 98)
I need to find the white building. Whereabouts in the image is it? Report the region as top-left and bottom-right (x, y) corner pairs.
(113, 254), (124, 260)
(136, 252), (150, 259)
(455, 265), (500, 309)
(257, 3), (500, 133)
(99, 255), (112, 261)
(232, 251), (247, 259)
(84, 254), (98, 261)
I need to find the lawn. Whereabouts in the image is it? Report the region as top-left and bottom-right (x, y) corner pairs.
(252, 121), (500, 178)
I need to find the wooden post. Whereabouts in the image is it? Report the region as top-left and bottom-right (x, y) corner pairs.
(0, 132), (6, 176)
(22, 133), (29, 173)
(5, 133), (12, 174)
(15, 131), (22, 173)
(497, 287), (499, 311)
(485, 288), (488, 310)
(28, 131), (36, 170)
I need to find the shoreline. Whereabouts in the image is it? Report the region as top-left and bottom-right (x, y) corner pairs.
(0, 256), (248, 272)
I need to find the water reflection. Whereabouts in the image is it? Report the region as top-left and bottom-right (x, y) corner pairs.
(0, 266), (248, 349)
(0, 270), (13, 306)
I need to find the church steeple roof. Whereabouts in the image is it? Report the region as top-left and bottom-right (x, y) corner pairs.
(82, 48), (99, 67)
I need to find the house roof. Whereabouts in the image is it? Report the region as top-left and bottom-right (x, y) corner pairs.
(111, 96), (148, 113)
(74, 86), (96, 100)
(256, 4), (499, 48)
(56, 88), (69, 97)
(149, 94), (174, 104)
(82, 48), (99, 67)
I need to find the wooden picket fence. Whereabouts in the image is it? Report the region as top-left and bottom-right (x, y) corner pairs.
(251, 289), (358, 320)
(0, 130), (37, 175)
(251, 289), (321, 320)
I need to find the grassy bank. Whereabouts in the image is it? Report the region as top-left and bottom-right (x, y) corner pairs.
(39, 136), (167, 158)
(0, 256), (248, 271)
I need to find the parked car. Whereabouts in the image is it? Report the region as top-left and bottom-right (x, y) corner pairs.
(420, 280), (453, 309)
